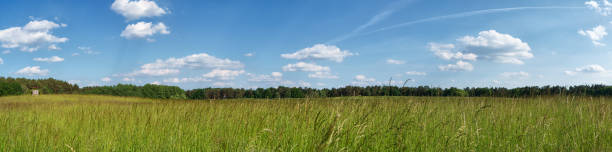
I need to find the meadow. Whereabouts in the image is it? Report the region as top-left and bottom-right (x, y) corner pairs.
(0, 95), (610, 151)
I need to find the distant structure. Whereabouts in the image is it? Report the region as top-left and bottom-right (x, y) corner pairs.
(31, 86), (40, 96)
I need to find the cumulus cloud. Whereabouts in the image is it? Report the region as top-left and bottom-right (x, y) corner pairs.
(282, 62), (330, 72)
(281, 44), (355, 62)
(282, 62), (338, 79)
(48, 44), (60, 50)
(271, 72), (282, 77)
(247, 72), (283, 82)
(0, 20), (68, 52)
(565, 64), (607, 75)
(578, 25), (607, 46)
(586, 0), (612, 16)
(457, 30), (533, 64)
(351, 75), (408, 86)
(128, 53), (243, 76)
(438, 61), (474, 71)
(405, 71), (427, 76)
(121, 22), (170, 39)
(430, 30), (531, 71)
(101, 77), (112, 82)
(308, 71), (339, 79)
(500, 71), (529, 78)
(16, 66), (49, 76)
(244, 53), (254, 57)
(386, 59), (405, 64)
(355, 74), (376, 82)
(33, 56), (64, 63)
(122, 77), (135, 82)
(298, 81), (312, 87)
(246, 72), (312, 88)
(428, 43), (477, 61)
(163, 77), (210, 83)
(131, 68), (179, 76)
(111, 0), (167, 20)
(0, 58), (3, 64)
(203, 69), (245, 80)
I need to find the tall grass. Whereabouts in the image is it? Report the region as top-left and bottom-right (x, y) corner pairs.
(0, 95), (610, 151)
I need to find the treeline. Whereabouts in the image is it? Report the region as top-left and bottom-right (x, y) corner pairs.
(0, 77), (78, 96)
(185, 85), (612, 99)
(80, 84), (186, 99)
(4, 77), (612, 99)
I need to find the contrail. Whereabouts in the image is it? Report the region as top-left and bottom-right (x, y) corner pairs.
(326, 0), (415, 44)
(326, 10), (395, 44)
(338, 6), (584, 42)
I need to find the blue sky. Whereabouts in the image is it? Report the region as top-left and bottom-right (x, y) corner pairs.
(0, 0), (611, 89)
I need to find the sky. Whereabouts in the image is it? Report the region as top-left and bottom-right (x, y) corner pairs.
(0, 0), (611, 89)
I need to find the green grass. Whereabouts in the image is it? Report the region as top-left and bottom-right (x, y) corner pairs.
(0, 95), (610, 151)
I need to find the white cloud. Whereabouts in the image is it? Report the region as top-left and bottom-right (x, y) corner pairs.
(282, 62), (330, 72)
(578, 25), (607, 46)
(281, 44), (355, 62)
(500, 71), (529, 78)
(298, 81), (311, 87)
(131, 68), (179, 76)
(428, 43), (477, 61)
(457, 30), (533, 64)
(565, 64), (607, 75)
(247, 72), (283, 82)
(33, 56), (64, 63)
(203, 69), (245, 80)
(67, 80), (81, 84)
(438, 61), (474, 71)
(282, 62), (338, 79)
(16, 66), (49, 76)
(101, 77), (112, 82)
(163, 77), (210, 83)
(586, 0), (612, 16)
(122, 77), (135, 82)
(128, 53), (243, 76)
(111, 0), (167, 20)
(0, 58), (3, 64)
(355, 74), (376, 82)
(386, 59), (405, 64)
(121, 22), (170, 39)
(244, 53), (254, 57)
(405, 71), (427, 76)
(351, 75), (408, 86)
(0, 20), (68, 52)
(2, 50), (10, 54)
(271, 72), (282, 77)
(48, 44), (60, 50)
(308, 71), (339, 79)
(77, 46), (100, 55)
(151, 81), (161, 85)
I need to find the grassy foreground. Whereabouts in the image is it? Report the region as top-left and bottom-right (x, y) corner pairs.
(0, 95), (610, 151)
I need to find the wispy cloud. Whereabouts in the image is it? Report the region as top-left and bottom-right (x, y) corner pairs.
(327, 0), (414, 44)
(361, 6), (583, 36)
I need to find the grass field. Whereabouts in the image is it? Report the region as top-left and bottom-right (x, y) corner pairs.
(0, 95), (610, 151)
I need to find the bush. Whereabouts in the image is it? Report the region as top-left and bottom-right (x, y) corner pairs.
(0, 81), (24, 96)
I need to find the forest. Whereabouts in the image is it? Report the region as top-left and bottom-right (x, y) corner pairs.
(2, 77), (612, 99)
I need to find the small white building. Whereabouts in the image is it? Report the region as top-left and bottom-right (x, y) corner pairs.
(32, 90), (39, 96)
